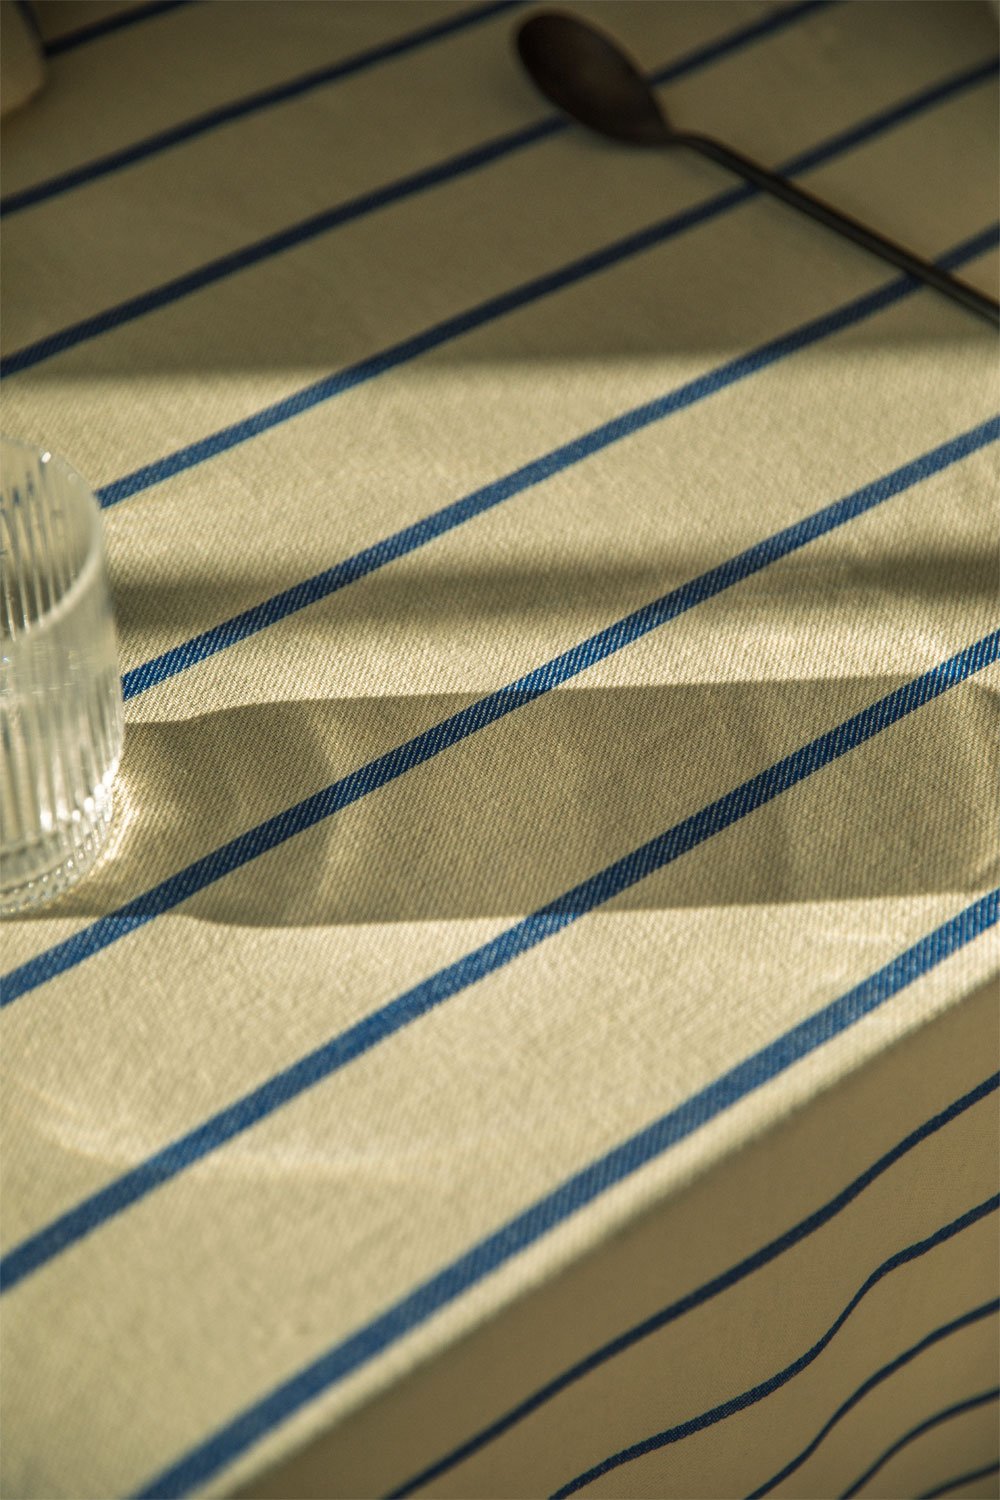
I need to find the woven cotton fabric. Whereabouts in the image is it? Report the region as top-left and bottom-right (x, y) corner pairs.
(1, 2), (998, 1496)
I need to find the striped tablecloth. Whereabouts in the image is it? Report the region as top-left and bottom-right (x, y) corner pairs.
(1, 2), (998, 1496)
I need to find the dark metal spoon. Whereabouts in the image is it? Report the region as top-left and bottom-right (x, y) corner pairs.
(516, 10), (999, 328)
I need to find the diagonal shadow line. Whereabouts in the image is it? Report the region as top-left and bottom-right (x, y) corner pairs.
(4, 421), (995, 1000)
(0, 1), (842, 373)
(122, 902), (997, 1499)
(42, 0), (193, 56)
(0, 640), (996, 1303)
(840, 1385), (1000, 1499)
(919, 1459), (1000, 1500)
(744, 1283), (1000, 1498)
(0, 0), (524, 214)
(388, 1072), (1000, 1498)
(554, 1248), (1000, 1500)
(150, 1302), (1000, 1495)
(85, 97), (999, 505)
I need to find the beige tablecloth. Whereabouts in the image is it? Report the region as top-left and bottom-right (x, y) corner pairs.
(1, 2), (998, 1496)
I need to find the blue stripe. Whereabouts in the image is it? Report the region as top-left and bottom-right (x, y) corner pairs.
(5, 425), (994, 1001)
(1, 650), (996, 1290)
(747, 1301), (999, 1495)
(118, 362), (998, 700)
(1, 2), (521, 214)
(90, 201), (998, 513)
(0, 116), (558, 378)
(784, 54), (998, 178)
(3, 49), (989, 383)
(1, 2), (831, 220)
(43, 0), (192, 55)
(841, 1388), (1000, 1499)
(0, 1), (842, 374)
(3, 901), (995, 1494)
(392, 1074), (1000, 1499)
(46, 86), (990, 500)
(143, 1228), (1000, 1497)
(919, 1460), (1000, 1500)
(557, 1267), (1000, 1500)
(648, 1), (833, 91)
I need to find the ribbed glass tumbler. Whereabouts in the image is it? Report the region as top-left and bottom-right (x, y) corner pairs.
(1, 438), (123, 914)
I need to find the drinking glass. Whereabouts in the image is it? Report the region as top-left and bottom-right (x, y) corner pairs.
(1, 437), (124, 913)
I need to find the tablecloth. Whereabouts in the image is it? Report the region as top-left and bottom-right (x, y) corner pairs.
(1, 1), (998, 1496)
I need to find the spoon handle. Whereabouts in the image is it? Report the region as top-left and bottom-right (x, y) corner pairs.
(679, 131), (999, 328)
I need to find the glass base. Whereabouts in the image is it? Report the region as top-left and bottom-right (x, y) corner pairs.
(0, 790), (114, 915)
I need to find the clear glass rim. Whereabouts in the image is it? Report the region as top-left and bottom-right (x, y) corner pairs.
(0, 432), (104, 639)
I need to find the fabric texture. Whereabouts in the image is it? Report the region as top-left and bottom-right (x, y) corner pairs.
(0, 2), (998, 1496)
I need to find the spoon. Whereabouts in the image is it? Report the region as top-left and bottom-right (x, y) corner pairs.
(516, 10), (999, 328)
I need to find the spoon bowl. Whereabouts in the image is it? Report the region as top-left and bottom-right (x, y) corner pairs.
(514, 9), (999, 327)
(516, 11), (670, 146)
